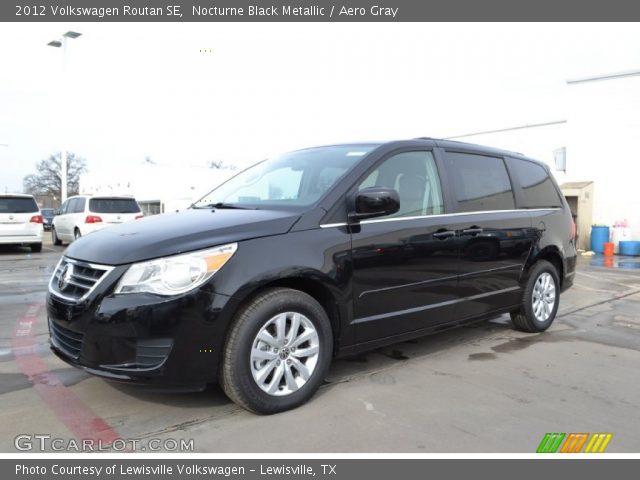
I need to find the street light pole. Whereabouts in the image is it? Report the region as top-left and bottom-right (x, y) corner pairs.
(0, 144), (8, 193)
(47, 31), (81, 203)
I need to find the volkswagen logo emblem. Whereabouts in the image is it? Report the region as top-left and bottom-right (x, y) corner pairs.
(57, 264), (73, 291)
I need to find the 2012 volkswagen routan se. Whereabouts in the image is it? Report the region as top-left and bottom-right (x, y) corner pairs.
(47, 138), (576, 413)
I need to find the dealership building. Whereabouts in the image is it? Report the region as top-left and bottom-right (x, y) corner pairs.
(80, 164), (234, 216)
(79, 70), (639, 251)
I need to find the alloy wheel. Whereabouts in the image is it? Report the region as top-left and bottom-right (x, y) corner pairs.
(250, 312), (320, 396)
(532, 272), (556, 322)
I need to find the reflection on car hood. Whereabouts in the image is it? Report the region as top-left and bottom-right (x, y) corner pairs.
(64, 208), (301, 265)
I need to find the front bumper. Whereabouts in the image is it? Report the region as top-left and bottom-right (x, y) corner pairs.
(47, 282), (239, 390)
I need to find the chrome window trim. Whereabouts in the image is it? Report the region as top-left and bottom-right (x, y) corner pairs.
(48, 256), (115, 303)
(319, 208), (561, 228)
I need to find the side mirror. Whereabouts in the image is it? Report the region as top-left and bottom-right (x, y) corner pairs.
(350, 187), (400, 222)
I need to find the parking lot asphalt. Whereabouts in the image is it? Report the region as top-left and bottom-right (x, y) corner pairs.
(1, 237), (639, 453)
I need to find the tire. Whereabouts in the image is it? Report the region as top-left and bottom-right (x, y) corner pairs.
(220, 288), (333, 414)
(511, 260), (560, 333)
(52, 228), (62, 246)
(74, 228), (81, 241)
(30, 243), (42, 253)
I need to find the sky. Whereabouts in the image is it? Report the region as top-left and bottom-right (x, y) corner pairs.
(1, 22), (640, 193)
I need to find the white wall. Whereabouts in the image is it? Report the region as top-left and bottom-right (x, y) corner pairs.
(445, 122), (567, 175)
(442, 73), (640, 243)
(566, 74), (640, 240)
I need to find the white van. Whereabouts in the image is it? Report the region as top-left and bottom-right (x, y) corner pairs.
(51, 195), (143, 245)
(0, 194), (43, 252)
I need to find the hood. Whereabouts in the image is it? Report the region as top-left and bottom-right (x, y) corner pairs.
(65, 208), (301, 265)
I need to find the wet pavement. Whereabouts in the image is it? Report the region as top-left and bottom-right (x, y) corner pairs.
(1, 239), (639, 452)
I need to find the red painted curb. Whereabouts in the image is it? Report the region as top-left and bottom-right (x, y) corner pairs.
(12, 304), (121, 446)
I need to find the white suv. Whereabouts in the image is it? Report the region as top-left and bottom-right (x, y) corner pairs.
(51, 195), (143, 245)
(0, 194), (44, 252)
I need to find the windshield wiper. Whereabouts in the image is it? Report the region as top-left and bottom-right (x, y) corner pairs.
(193, 202), (256, 210)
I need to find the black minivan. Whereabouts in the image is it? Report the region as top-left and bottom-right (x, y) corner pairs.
(47, 138), (576, 413)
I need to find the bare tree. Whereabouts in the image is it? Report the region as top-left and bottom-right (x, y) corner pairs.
(23, 152), (88, 197)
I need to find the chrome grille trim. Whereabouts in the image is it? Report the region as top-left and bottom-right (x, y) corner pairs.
(48, 257), (115, 303)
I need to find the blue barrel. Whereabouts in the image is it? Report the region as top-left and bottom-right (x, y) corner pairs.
(619, 241), (640, 256)
(590, 226), (610, 253)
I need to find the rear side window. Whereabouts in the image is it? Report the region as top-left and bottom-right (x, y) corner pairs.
(89, 198), (141, 214)
(67, 198), (85, 213)
(510, 159), (562, 208)
(446, 152), (515, 212)
(0, 196), (38, 213)
(75, 197), (86, 213)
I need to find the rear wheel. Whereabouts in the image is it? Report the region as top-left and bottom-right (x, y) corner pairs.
(220, 288), (333, 414)
(51, 227), (62, 246)
(30, 243), (42, 253)
(74, 228), (81, 241)
(511, 260), (559, 333)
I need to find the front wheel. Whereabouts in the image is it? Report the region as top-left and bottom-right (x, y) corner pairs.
(220, 288), (333, 414)
(511, 260), (560, 333)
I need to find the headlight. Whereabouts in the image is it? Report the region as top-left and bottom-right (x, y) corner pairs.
(114, 243), (237, 296)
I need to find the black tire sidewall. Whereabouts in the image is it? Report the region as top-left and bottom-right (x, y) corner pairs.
(523, 261), (560, 331)
(52, 228), (61, 245)
(224, 289), (333, 413)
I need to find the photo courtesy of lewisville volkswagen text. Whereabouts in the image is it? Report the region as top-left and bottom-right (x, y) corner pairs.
(1, 0), (639, 477)
(15, 463), (327, 476)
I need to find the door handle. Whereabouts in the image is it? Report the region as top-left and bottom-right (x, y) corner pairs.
(461, 227), (483, 236)
(433, 230), (456, 240)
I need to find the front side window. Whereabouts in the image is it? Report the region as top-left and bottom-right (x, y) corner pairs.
(447, 152), (515, 212)
(194, 145), (378, 210)
(358, 151), (444, 218)
(510, 158), (562, 208)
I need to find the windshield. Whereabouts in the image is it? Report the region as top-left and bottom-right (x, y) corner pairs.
(193, 145), (377, 209)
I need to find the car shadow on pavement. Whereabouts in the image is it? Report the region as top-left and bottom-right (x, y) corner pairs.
(100, 316), (514, 408)
(104, 381), (233, 408)
(0, 245), (35, 255)
(326, 316), (514, 386)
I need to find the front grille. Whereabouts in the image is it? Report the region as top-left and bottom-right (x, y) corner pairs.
(49, 320), (84, 359)
(49, 257), (114, 302)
